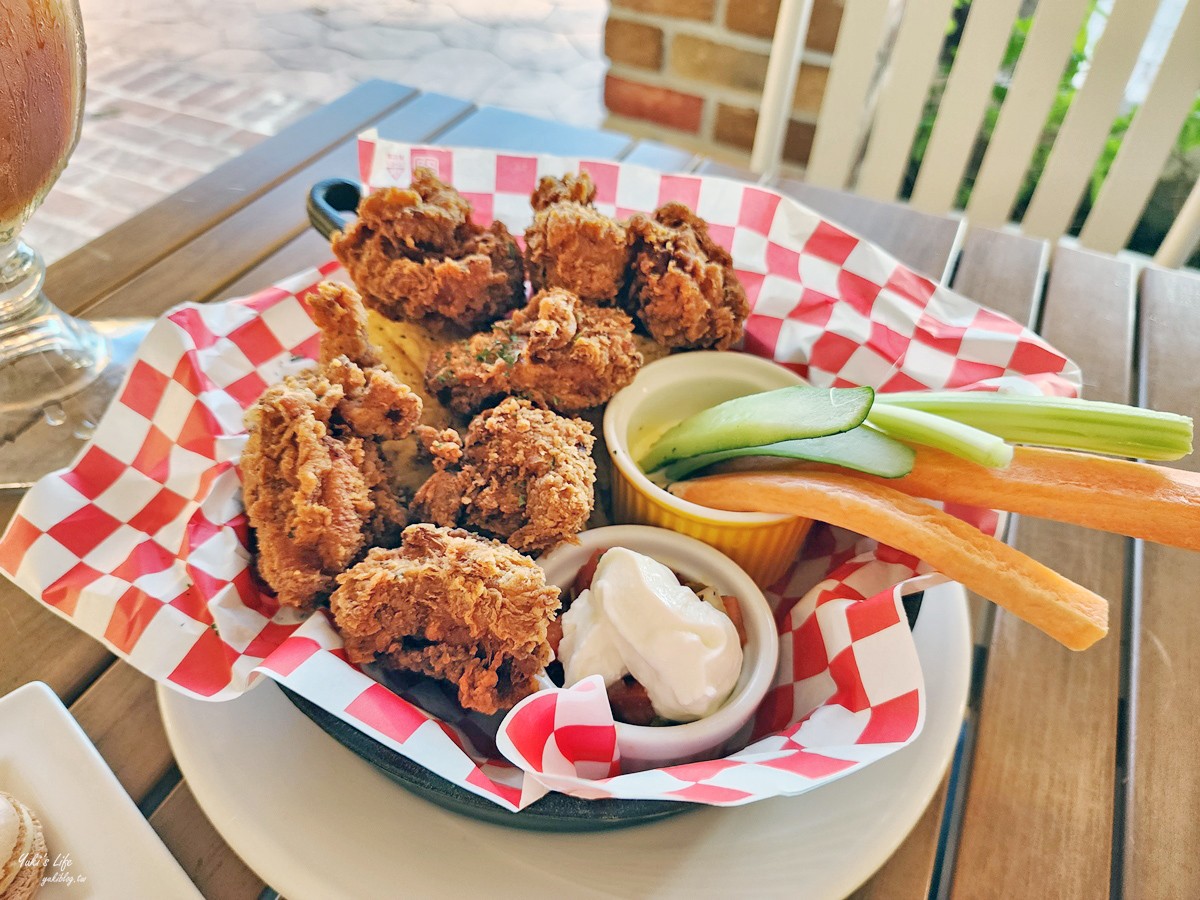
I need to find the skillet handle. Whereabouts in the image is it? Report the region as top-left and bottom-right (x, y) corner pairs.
(308, 178), (363, 240)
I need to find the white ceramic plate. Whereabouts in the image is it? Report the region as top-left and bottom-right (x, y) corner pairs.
(0, 682), (201, 898)
(159, 581), (969, 900)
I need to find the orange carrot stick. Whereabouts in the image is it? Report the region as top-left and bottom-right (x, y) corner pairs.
(791, 445), (1200, 550)
(674, 471), (1108, 651)
(720, 595), (748, 647)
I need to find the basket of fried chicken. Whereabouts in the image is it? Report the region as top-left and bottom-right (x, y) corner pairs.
(11, 140), (1166, 819)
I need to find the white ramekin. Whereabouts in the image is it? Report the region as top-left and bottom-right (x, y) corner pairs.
(538, 525), (779, 772)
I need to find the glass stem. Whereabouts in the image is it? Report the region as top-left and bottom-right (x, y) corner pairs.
(0, 238), (46, 324)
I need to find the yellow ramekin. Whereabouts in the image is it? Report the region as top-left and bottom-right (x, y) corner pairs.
(602, 352), (813, 587)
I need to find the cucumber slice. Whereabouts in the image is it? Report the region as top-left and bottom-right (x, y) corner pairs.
(660, 426), (915, 481)
(639, 385), (875, 472)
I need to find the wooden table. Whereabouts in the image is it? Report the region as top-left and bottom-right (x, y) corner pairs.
(2, 81), (1198, 899)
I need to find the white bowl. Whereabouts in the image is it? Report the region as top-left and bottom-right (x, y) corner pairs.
(538, 525), (779, 772)
(602, 351), (811, 586)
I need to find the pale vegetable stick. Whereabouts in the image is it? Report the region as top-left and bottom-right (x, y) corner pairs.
(673, 472), (1108, 651)
(789, 445), (1200, 551)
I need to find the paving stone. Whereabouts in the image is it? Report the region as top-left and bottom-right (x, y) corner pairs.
(156, 136), (237, 169)
(86, 170), (176, 212)
(327, 26), (446, 61)
(35, 188), (98, 224)
(88, 118), (170, 149)
(160, 112), (237, 143)
(28, 0), (608, 265)
(452, 0), (557, 25)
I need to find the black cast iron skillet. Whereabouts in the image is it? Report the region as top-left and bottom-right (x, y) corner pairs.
(307, 178), (362, 240)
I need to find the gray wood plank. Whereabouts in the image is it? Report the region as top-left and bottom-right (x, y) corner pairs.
(775, 178), (965, 281)
(621, 140), (698, 172)
(435, 104), (634, 158)
(1126, 265), (1200, 899)
(694, 159), (757, 181)
(367, 91), (473, 144)
(948, 228), (1050, 645)
(951, 228), (1049, 326)
(149, 781), (266, 898)
(214, 229), (334, 303)
(862, 227), (1051, 899)
(953, 245), (1135, 899)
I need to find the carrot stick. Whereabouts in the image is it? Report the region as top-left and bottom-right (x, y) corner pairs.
(791, 446), (1200, 551)
(673, 471), (1108, 651)
(720, 595), (748, 647)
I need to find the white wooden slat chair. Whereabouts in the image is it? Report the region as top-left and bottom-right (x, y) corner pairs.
(751, 0), (1200, 267)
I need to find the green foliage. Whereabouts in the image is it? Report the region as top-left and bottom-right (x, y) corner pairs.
(900, 1), (1199, 255)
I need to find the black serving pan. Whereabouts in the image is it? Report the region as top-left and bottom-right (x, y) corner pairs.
(307, 177), (362, 240)
(280, 685), (692, 831)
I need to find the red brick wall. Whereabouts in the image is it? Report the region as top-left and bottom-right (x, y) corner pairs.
(603, 0), (842, 168)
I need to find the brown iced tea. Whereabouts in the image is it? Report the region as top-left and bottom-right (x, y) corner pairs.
(0, 0), (85, 232)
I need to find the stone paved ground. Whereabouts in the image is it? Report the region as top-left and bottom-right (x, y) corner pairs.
(25, 0), (607, 264)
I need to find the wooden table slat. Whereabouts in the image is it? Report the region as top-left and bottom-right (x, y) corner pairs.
(1126, 265), (1200, 898)
(946, 227), (1050, 646)
(367, 90), (473, 143)
(620, 140), (698, 172)
(849, 777), (951, 899)
(951, 227), (1049, 326)
(692, 159), (757, 181)
(68, 661), (175, 805)
(775, 178), (966, 281)
(855, 226), (1051, 897)
(148, 782), (267, 898)
(952, 244), (1136, 899)
(434, 105), (635, 158)
(45, 80), (416, 316)
(215, 229), (335, 304)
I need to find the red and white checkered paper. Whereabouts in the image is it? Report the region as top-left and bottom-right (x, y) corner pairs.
(0, 144), (1081, 811)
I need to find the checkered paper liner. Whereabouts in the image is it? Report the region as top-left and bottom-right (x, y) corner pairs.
(0, 145), (1081, 810)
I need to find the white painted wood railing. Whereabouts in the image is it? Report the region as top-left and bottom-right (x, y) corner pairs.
(752, 0), (1200, 266)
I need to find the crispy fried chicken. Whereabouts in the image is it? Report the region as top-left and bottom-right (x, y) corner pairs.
(524, 172), (629, 304)
(331, 168), (525, 333)
(625, 201), (749, 350)
(410, 397), (596, 553)
(240, 282), (422, 610)
(424, 287), (642, 416)
(329, 524), (561, 714)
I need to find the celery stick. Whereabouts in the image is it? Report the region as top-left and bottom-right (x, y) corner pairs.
(867, 404), (1014, 468)
(639, 385), (874, 472)
(660, 426), (915, 481)
(876, 392), (1193, 460)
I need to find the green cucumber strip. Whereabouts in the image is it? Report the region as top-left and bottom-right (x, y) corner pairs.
(875, 391), (1193, 460)
(659, 426), (916, 481)
(866, 403), (1014, 468)
(638, 385), (874, 472)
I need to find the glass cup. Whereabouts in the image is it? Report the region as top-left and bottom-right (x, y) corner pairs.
(0, 0), (151, 488)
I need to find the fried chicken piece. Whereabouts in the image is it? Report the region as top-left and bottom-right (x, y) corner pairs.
(424, 287), (642, 416)
(241, 283), (422, 610)
(625, 201), (749, 350)
(411, 397), (596, 553)
(330, 524), (561, 714)
(331, 168), (525, 333)
(524, 172), (629, 304)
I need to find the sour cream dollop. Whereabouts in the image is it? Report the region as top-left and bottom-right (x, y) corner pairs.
(558, 547), (743, 722)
